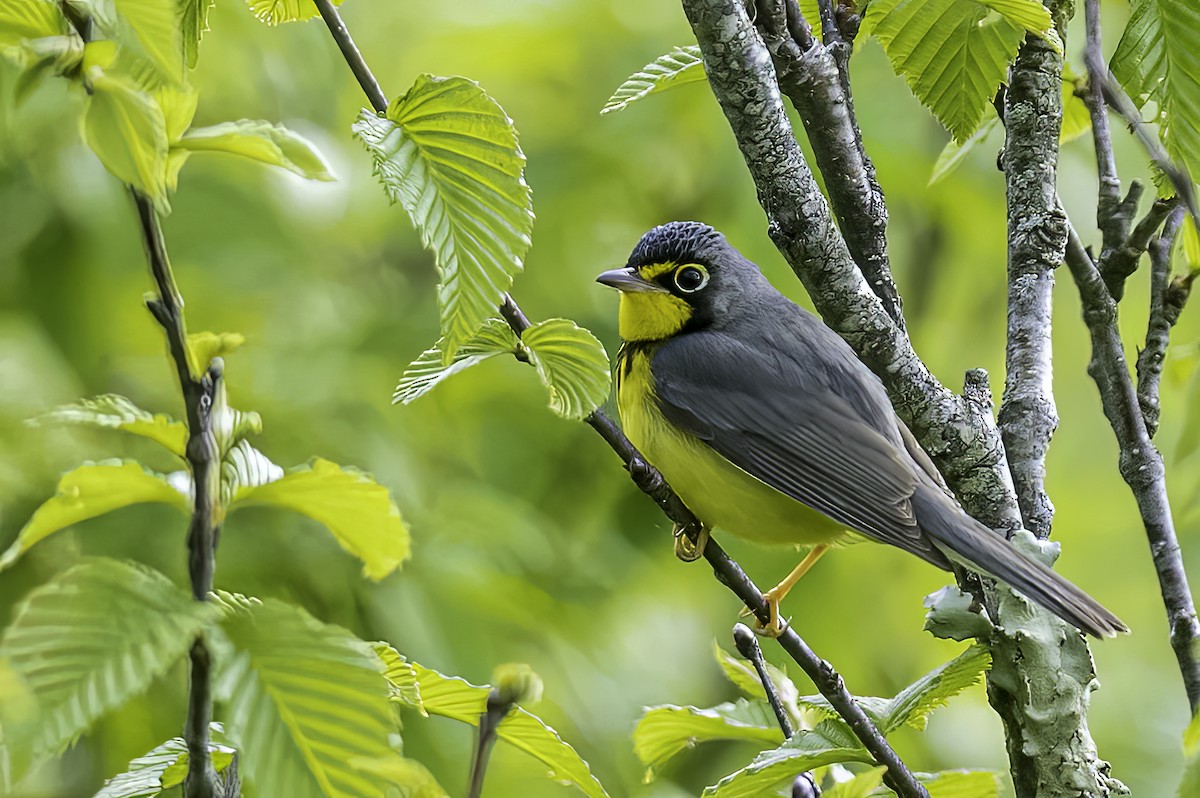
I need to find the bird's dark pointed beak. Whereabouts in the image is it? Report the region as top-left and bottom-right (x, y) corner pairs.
(596, 267), (666, 293)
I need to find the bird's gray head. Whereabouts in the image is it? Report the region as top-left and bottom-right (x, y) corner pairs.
(596, 221), (765, 341)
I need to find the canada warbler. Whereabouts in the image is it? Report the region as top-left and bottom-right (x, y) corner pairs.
(598, 221), (1126, 638)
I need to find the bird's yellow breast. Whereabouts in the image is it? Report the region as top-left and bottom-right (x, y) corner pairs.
(616, 345), (848, 548)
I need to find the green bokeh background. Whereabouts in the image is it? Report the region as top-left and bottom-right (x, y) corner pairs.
(1, 1), (1197, 796)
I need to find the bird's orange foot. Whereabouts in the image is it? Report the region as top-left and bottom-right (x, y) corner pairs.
(673, 523), (709, 562)
(740, 588), (789, 637)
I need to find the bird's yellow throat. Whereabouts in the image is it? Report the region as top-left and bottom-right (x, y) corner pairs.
(617, 262), (694, 341)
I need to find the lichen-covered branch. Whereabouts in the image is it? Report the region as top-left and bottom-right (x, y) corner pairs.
(1063, 229), (1200, 714)
(1136, 207), (1191, 436)
(753, 0), (904, 331)
(997, 29), (1066, 541)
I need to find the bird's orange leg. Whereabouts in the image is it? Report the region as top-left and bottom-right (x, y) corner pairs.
(747, 544), (829, 637)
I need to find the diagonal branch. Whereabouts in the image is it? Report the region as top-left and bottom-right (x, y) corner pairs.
(312, 2), (925, 794)
(753, 0), (904, 331)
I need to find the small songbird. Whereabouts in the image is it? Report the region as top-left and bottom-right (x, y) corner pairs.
(598, 221), (1126, 638)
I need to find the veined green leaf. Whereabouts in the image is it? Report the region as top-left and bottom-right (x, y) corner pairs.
(521, 319), (611, 420)
(0, 461), (188, 572)
(795, 645), (990, 735)
(28, 394), (187, 456)
(109, 0), (183, 84)
(0, 33), (83, 77)
(177, 120), (335, 180)
(179, 0), (214, 68)
(228, 449), (411, 580)
(634, 702), (782, 781)
(922, 769), (1001, 798)
(864, 0), (1024, 143)
(1110, 0), (1200, 179)
(702, 721), (872, 797)
(347, 755), (449, 798)
(823, 766), (887, 798)
(83, 71), (171, 211)
(0, 559), (219, 783)
(245, 0), (344, 25)
(879, 644), (990, 732)
(968, 0), (1055, 45)
(0, 0), (65, 44)
(373, 642), (423, 713)
(213, 596), (396, 798)
(411, 664), (610, 798)
(353, 75), (534, 363)
(929, 116), (1000, 185)
(601, 45), (706, 115)
(95, 724), (234, 798)
(393, 318), (520, 404)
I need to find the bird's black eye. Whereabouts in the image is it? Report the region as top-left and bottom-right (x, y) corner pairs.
(674, 265), (708, 293)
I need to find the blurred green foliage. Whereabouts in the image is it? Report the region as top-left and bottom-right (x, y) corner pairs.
(2, 0), (1199, 796)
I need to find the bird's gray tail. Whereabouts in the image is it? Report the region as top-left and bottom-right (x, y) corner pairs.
(912, 485), (1128, 638)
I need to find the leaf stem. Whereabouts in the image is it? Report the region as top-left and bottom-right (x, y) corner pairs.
(733, 623), (793, 737)
(313, 0), (387, 114)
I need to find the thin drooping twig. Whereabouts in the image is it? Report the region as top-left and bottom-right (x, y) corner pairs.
(1137, 207), (1191, 436)
(997, 24), (1066, 541)
(311, 3), (926, 794)
(753, 0), (904, 332)
(1063, 230), (1200, 713)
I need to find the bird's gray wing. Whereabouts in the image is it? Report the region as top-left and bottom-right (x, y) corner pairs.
(652, 331), (950, 567)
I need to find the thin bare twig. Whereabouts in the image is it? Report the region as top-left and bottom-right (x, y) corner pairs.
(313, 2), (925, 793)
(1137, 207), (1192, 436)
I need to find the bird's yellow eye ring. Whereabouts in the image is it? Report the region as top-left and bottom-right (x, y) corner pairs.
(674, 265), (708, 293)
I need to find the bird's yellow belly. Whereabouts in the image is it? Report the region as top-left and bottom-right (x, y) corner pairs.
(617, 352), (848, 548)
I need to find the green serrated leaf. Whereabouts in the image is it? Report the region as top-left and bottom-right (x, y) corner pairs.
(187, 331), (246, 375)
(881, 644), (991, 733)
(245, 0), (344, 25)
(601, 45), (706, 115)
(353, 75), (534, 363)
(0, 461), (188, 572)
(823, 765), (887, 798)
(347, 755), (449, 798)
(108, 0), (183, 85)
(1, 559), (219, 784)
(929, 115), (1000, 185)
(865, 0), (1025, 143)
(213, 596), (396, 798)
(0, 33), (83, 77)
(83, 71), (171, 211)
(0, 0), (66, 45)
(28, 394), (187, 456)
(921, 769), (1001, 798)
(1111, 0), (1200, 180)
(411, 664), (610, 798)
(228, 450), (411, 580)
(634, 701), (782, 781)
(393, 318), (519, 404)
(179, 0), (213, 68)
(702, 720), (872, 798)
(373, 642), (423, 713)
(95, 724), (234, 798)
(967, 0), (1056, 45)
(177, 120), (335, 180)
(521, 318), (610, 420)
